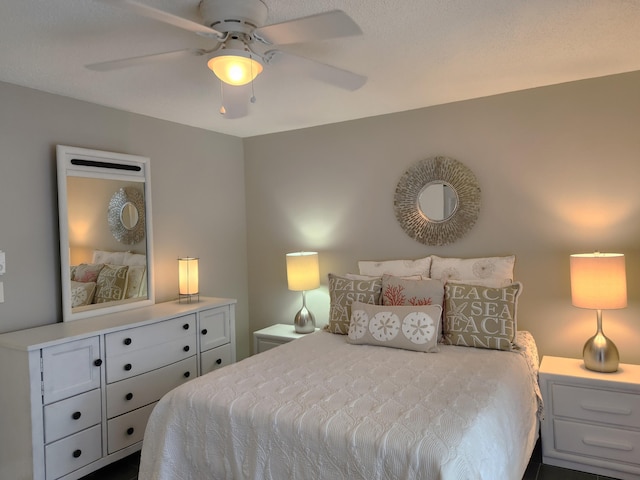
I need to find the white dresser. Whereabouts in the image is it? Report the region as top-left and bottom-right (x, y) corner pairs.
(539, 356), (640, 480)
(0, 297), (236, 480)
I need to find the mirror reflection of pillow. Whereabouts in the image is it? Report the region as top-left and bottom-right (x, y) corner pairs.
(95, 264), (129, 303)
(70, 281), (97, 307)
(92, 250), (127, 265)
(73, 263), (105, 283)
(125, 265), (146, 299)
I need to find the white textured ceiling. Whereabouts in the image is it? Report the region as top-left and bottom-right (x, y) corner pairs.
(2, 0), (640, 138)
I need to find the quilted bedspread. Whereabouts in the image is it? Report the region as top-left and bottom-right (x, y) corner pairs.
(139, 330), (541, 480)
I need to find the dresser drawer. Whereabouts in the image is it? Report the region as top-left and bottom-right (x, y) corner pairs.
(42, 336), (102, 404)
(45, 424), (102, 480)
(199, 307), (231, 352)
(44, 389), (101, 444)
(200, 343), (232, 375)
(107, 402), (156, 454)
(106, 356), (196, 418)
(106, 314), (196, 357)
(554, 418), (640, 466)
(552, 384), (640, 428)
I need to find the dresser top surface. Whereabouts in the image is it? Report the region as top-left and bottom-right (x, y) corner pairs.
(0, 297), (236, 351)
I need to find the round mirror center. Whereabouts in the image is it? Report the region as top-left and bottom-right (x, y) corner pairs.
(120, 202), (139, 230)
(418, 182), (459, 222)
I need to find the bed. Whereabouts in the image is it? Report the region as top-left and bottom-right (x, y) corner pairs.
(139, 255), (542, 480)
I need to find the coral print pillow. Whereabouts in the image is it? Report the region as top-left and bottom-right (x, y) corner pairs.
(442, 282), (522, 351)
(381, 275), (444, 307)
(347, 302), (442, 353)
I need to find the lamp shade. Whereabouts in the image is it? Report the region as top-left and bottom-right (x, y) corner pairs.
(178, 257), (199, 296)
(570, 253), (627, 310)
(207, 50), (263, 86)
(286, 252), (320, 291)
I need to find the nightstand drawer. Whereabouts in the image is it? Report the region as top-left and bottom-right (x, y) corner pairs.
(554, 419), (640, 466)
(553, 384), (640, 428)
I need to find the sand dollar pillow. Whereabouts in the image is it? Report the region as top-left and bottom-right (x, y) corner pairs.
(70, 281), (96, 307)
(442, 281), (522, 351)
(347, 302), (442, 353)
(327, 274), (382, 334)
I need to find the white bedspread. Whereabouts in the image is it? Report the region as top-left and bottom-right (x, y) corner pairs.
(139, 330), (540, 480)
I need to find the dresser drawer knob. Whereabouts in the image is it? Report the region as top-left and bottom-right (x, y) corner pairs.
(201, 329), (208, 335)
(216, 358), (222, 365)
(73, 449), (82, 458)
(71, 411), (82, 420)
(183, 323), (190, 330)
(125, 392), (134, 401)
(123, 337), (132, 346)
(94, 359), (102, 367)
(124, 363), (132, 371)
(183, 345), (190, 352)
(126, 427), (135, 436)
(184, 371), (191, 378)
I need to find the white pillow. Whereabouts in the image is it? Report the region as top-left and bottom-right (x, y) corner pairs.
(347, 301), (442, 353)
(92, 250), (127, 265)
(430, 255), (515, 287)
(358, 256), (432, 277)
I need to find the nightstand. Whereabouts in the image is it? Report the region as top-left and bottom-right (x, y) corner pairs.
(539, 356), (640, 480)
(253, 324), (319, 354)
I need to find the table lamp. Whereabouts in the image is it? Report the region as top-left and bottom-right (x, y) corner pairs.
(286, 252), (320, 333)
(178, 257), (199, 303)
(570, 252), (626, 373)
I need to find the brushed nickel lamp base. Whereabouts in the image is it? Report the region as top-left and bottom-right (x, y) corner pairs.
(583, 309), (619, 373)
(294, 291), (315, 334)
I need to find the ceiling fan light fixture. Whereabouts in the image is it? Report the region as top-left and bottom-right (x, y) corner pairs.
(207, 49), (263, 86)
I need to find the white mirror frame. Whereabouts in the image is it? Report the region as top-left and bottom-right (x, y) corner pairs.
(57, 145), (155, 322)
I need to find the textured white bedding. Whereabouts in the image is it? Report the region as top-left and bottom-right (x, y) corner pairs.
(139, 330), (541, 480)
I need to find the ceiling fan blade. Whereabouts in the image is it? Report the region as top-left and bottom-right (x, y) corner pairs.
(254, 10), (362, 46)
(86, 48), (206, 71)
(98, 0), (224, 39)
(264, 50), (366, 91)
(219, 83), (251, 119)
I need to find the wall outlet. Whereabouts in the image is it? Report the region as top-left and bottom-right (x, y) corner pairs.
(0, 250), (5, 275)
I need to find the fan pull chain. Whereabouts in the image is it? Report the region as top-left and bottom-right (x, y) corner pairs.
(219, 80), (226, 115)
(250, 54), (257, 104)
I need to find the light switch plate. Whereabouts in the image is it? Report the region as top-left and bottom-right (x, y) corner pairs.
(0, 282), (4, 303)
(0, 250), (5, 275)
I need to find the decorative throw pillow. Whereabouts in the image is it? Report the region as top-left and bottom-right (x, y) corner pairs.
(327, 274), (382, 334)
(125, 265), (146, 299)
(430, 255), (515, 287)
(347, 302), (442, 353)
(92, 250), (127, 265)
(73, 263), (105, 283)
(442, 282), (522, 351)
(358, 256), (432, 277)
(381, 275), (444, 307)
(70, 281), (96, 307)
(94, 264), (129, 303)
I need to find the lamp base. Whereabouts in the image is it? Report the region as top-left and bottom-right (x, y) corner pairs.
(583, 332), (619, 373)
(294, 305), (315, 334)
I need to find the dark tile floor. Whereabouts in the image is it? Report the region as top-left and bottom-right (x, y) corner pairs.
(81, 439), (621, 480)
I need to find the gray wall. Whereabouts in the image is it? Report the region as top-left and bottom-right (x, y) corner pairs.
(0, 81), (252, 359)
(244, 70), (640, 364)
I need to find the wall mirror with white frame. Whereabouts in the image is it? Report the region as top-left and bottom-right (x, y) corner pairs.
(57, 145), (155, 322)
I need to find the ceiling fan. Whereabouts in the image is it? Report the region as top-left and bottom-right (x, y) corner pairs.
(88, 0), (367, 118)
